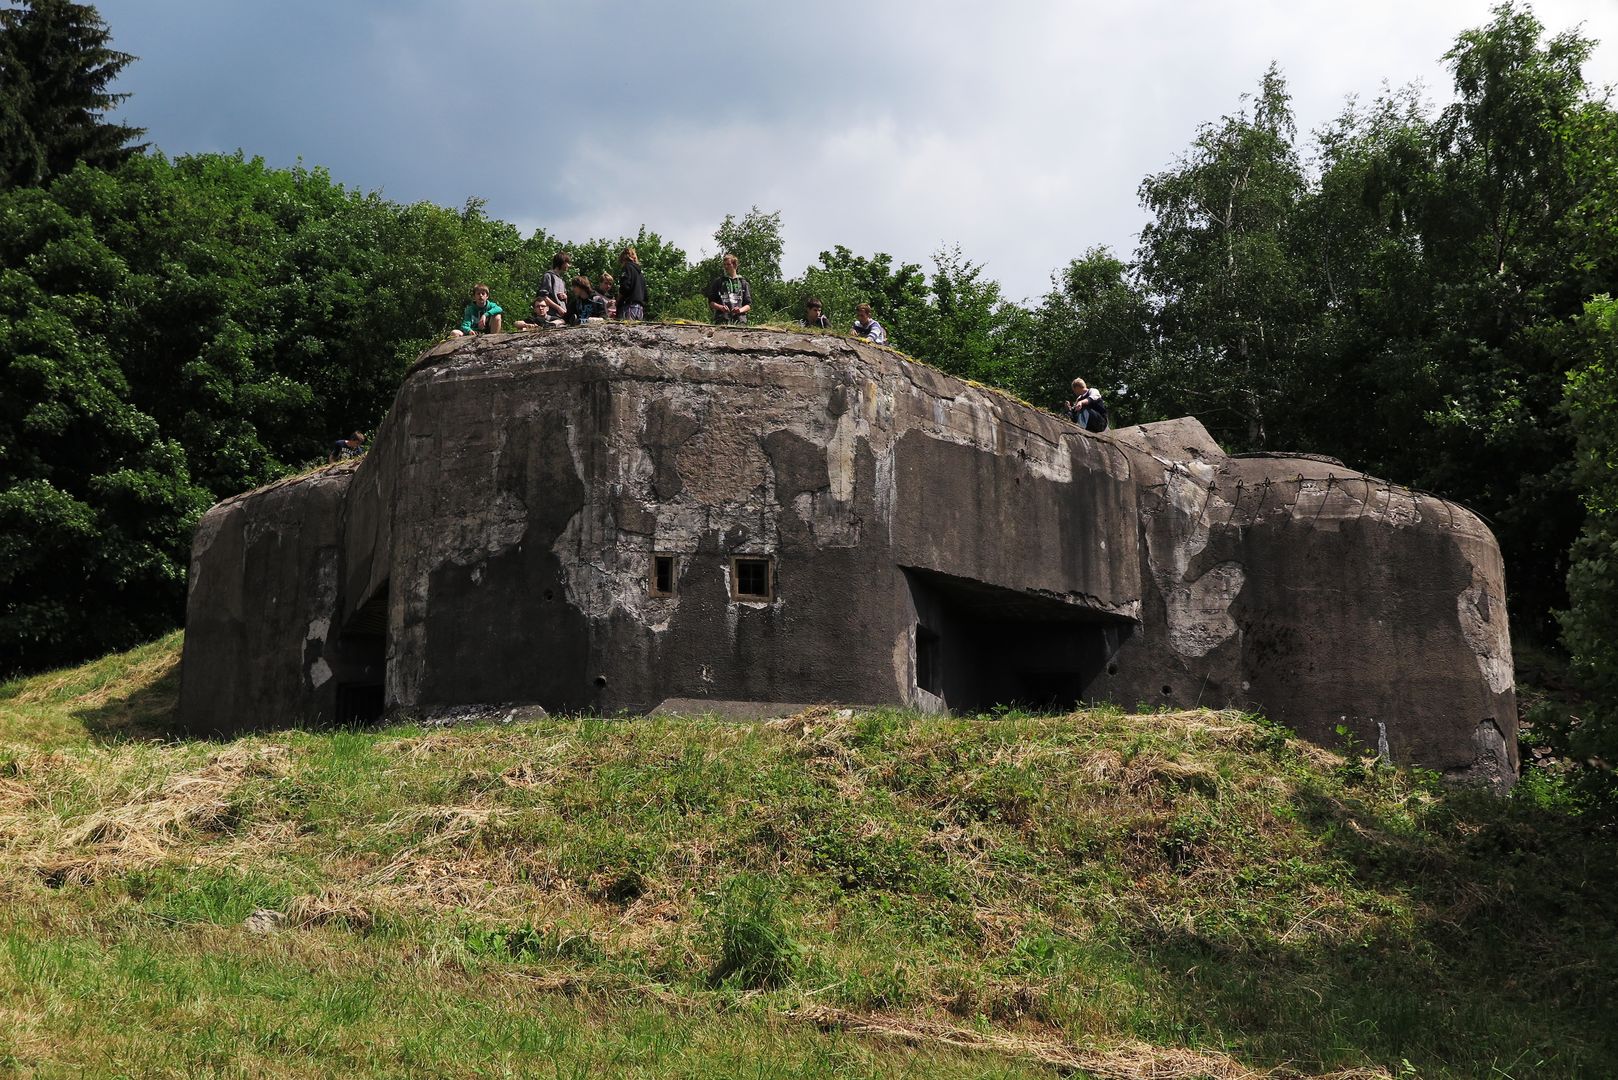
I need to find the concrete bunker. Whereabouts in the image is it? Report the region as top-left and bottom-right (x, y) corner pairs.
(178, 323), (1518, 787)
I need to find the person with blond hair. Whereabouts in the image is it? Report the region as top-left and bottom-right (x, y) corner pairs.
(1066, 377), (1108, 432)
(617, 246), (647, 320)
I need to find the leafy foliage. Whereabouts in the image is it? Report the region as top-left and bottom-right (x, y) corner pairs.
(1056, 5), (1617, 637)
(1136, 63), (1309, 448)
(1031, 247), (1153, 418)
(1559, 296), (1618, 801)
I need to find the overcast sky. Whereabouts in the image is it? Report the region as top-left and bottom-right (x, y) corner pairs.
(92, 0), (1618, 302)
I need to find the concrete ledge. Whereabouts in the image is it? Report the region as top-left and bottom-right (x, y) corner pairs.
(650, 698), (852, 721)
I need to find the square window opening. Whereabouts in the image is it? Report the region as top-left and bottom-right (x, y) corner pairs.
(732, 557), (774, 601)
(651, 554), (676, 596)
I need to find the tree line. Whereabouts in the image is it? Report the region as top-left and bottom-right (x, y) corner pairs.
(2, 1), (1616, 795)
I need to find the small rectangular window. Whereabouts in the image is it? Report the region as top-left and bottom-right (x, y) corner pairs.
(651, 554), (676, 596)
(731, 556), (774, 601)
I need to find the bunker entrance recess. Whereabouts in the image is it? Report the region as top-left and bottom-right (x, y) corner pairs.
(335, 579), (388, 724)
(902, 567), (1135, 713)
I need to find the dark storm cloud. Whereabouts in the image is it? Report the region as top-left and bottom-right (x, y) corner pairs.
(94, 0), (1618, 300)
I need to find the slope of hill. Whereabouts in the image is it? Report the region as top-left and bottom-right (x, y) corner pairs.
(1, 635), (1613, 1078)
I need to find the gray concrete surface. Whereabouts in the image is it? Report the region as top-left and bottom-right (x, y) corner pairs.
(178, 324), (1517, 787)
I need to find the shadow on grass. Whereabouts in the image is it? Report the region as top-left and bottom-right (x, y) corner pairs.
(1131, 776), (1618, 1077)
(70, 656), (185, 743)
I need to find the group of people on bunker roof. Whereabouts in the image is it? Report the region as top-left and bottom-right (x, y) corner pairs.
(449, 249), (890, 342)
(445, 249), (1105, 433)
(452, 246), (649, 337)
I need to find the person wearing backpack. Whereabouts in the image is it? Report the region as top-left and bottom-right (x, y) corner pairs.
(1067, 377), (1108, 432)
(852, 303), (888, 344)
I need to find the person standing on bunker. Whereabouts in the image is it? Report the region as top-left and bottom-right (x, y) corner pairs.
(537, 251), (571, 325)
(852, 302), (887, 344)
(707, 253), (752, 324)
(617, 246), (648, 321)
(450, 283), (502, 337)
(1067, 377), (1108, 432)
(801, 296), (829, 328)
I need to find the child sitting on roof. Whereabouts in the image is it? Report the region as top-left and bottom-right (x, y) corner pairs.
(450, 284), (502, 337)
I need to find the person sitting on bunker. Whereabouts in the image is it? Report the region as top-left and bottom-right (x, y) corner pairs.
(852, 302), (887, 344)
(801, 296), (829, 328)
(514, 295), (551, 331)
(1067, 377), (1108, 432)
(707, 253), (752, 324)
(328, 431), (366, 463)
(450, 283), (502, 337)
(565, 275), (607, 325)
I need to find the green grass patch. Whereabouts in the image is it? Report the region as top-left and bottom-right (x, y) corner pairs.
(1, 634), (1614, 1077)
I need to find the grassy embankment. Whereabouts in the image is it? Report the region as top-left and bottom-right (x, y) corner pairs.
(1, 634), (1614, 1079)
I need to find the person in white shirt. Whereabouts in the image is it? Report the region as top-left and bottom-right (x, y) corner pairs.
(1066, 377), (1108, 432)
(852, 303), (887, 344)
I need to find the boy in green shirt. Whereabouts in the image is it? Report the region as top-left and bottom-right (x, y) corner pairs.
(452, 284), (503, 337)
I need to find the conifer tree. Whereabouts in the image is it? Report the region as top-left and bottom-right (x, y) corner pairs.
(0, 0), (145, 188)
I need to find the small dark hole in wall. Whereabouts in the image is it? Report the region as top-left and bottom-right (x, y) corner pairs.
(1107, 663), (1119, 676)
(651, 554), (676, 596)
(594, 675), (608, 688)
(543, 589), (555, 602)
(916, 625), (942, 696)
(1161, 685), (1173, 696)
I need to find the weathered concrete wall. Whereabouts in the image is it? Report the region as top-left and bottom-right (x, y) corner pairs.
(180, 468), (379, 732)
(1103, 427), (1517, 784)
(178, 324), (1517, 786)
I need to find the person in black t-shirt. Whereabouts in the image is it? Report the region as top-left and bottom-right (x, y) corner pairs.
(801, 297), (829, 328)
(565, 276), (607, 325)
(515, 295), (551, 331)
(706, 253), (752, 324)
